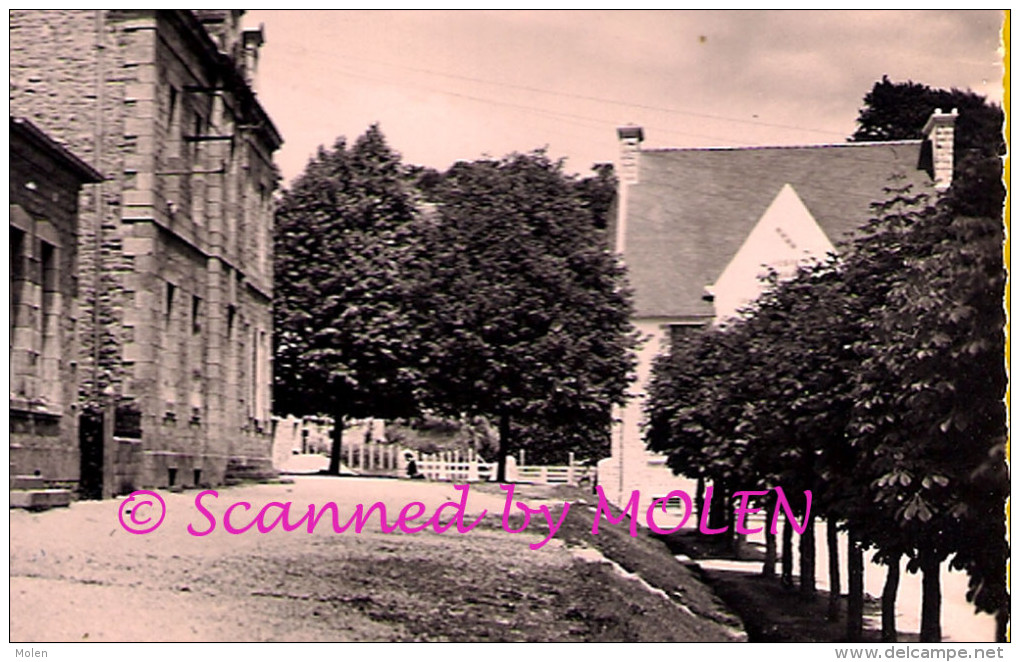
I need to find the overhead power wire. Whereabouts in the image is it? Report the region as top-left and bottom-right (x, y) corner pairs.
(268, 50), (765, 147)
(271, 43), (850, 140)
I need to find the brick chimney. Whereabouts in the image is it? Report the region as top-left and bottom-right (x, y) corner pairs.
(617, 125), (644, 185)
(922, 108), (958, 191)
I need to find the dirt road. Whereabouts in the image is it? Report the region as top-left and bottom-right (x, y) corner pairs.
(10, 476), (741, 642)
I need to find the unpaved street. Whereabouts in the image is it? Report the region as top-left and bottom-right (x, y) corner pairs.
(10, 477), (740, 642)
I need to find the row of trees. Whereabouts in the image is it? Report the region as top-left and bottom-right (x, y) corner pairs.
(273, 125), (637, 480)
(645, 80), (1006, 642)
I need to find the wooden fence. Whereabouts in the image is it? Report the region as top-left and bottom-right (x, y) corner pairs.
(343, 442), (593, 486)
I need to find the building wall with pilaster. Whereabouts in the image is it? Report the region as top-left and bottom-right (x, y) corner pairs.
(10, 9), (280, 492)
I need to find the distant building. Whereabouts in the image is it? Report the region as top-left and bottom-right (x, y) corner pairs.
(10, 10), (283, 494)
(600, 111), (956, 510)
(10, 118), (102, 493)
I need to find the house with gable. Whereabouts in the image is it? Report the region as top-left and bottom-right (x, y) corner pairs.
(598, 110), (957, 512)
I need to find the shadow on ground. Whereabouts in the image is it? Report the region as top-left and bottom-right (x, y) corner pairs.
(655, 529), (913, 643)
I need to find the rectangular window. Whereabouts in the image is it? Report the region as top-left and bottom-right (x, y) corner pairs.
(192, 295), (202, 334)
(251, 327), (259, 420)
(165, 282), (176, 324)
(256, 183), (266, 276)
(242, 322), (252, 419)
(161, 282), (177, 408)
(10, 228), (26, 398)
(10, 228), (25, 334)
(257, 329), (268, 421)
(189, 294), (203, 417)
(39, 242), (59, 406)
(168, 86), (178, 132)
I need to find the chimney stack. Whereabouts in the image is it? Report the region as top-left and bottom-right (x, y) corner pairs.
(922, 108), (958, 191)
(241, 25), (266, 89)
(617, 125), (644, 185)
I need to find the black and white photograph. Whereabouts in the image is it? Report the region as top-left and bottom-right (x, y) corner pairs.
(8, 9), (1009, 651)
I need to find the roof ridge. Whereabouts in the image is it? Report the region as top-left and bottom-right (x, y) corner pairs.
(643, 140), (923, 154)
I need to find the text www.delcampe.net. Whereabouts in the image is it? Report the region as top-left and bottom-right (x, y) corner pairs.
(834, 646), (1004, 659)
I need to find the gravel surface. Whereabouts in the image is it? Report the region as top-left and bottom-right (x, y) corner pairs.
(10, 476), (741, 642)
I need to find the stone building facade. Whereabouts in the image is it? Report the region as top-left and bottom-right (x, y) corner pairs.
(10, 118), (102, 489)
(10, 10), (282, 493)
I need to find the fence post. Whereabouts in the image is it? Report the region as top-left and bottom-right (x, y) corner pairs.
(467, 448), (479, 482)
(568, 452), (575, 485)
(505, 455), (518, 483)
(346, 443), (354, 471)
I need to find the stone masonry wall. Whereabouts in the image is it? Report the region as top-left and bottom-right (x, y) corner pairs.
(10, 126), (95, 481)
(10, 10), (280, 492)
(11, 10), (130, 409)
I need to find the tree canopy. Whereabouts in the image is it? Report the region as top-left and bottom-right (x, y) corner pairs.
(409, 151), (638, 477)
(852, 75), (1004, 218)
(275, 130), (636, 475)
(273, 125), (424, 471)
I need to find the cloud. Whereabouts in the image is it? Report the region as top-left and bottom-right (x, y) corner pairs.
(247, 10), (1004, 181)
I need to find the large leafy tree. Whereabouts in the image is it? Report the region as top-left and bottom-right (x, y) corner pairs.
(646, 181), (1006, 641)
(409, 151), (637, 480)
(573, 162), (618, 230)
(848, 200), (1007, 642)
(647, 262), (867, 606)
(850, 79), (1007, 641)
(274, 125), (423, 474)
(852, 75), (1005, 219)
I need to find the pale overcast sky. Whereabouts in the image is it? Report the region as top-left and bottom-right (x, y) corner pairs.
(243, 10), (1005, 184)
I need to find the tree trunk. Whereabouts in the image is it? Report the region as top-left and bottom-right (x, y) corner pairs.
(846, 527), (865, 642)
(328, 414), (345, 476)
(724, 482), (738, 554)
(781, 518), (794, 587)
(995, 607), (1009, 643)
(708, 479), (727, 531)
(762, 492), (776, 577)
(695, 476), (705, 525)
(496, 412), (511, 483)
(919, 550), (942, 643)
(799, 513), (816, 599)
(827, 518), (841, 621)
(732, 533), (746, 559)
(881, 553), (901, 642)
(763, 525), (777, 578)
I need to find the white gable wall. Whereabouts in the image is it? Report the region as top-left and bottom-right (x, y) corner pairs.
(605, 183), (837, 521)
(711, 184), (835, 322)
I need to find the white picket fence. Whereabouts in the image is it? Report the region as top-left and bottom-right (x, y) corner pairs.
(415, 448), (495, 482)
(345, 443), (592, 486)
(343, 441), (404, 474)
(412, 449), (593, 486)
(273, 416), (593, 486)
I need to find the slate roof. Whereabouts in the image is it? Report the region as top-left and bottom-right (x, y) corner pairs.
(10, 116), (103, 183)
(619, 140), (934, 318)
